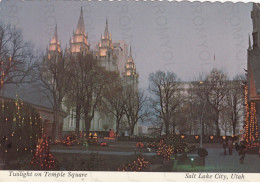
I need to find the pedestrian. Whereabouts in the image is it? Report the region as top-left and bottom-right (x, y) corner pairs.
(109, 129), (115, 138)
(228, 138), (233, 155)
(238, 141), (247, 164)
(223, 139), (227, 155)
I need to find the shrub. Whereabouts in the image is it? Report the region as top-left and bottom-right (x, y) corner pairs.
(197, 148), (208, 157)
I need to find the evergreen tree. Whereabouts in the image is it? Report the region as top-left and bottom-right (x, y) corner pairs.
(30, 136), (56, 170)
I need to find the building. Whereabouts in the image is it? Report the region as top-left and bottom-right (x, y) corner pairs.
(123, 47), (138, 91)
(45, 7), (139, 136)
(113, 40), (129, 74)
(96, 19), (118, 72)
(245, 3), (260, 142)
(155, 80), (244, 137)
(3, 83), (67, 139)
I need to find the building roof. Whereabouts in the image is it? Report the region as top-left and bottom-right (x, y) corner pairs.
(75, 7), (85, 35)
(104, 18), (109, 39)
(3, 82), (54, 110)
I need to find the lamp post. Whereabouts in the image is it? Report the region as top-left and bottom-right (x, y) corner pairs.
(200, 101), (207, 148)
(200, 120), (203, 148)
(199, 81), (207, 148)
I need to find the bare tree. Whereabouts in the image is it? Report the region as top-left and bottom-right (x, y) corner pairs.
(0, 23), (38, 89)
(225, 74), (245, 135)
(205, 69), (228, 137)
(83, 66), (110, 137)
(148, 71), (181, 137)
(101, 72), (126, 136)
(40, 51), (71, 140)
(124, 88), (148, 136)
(68, 53), (110, 137)
(175, 103), (190, 134)
(219, 108), (232, 136)
(65, 53), (96, 138)
(186, 74), (222, 138)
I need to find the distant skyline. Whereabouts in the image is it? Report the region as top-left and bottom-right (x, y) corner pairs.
(0, 1), (253, 88)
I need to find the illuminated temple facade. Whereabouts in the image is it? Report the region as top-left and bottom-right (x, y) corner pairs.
(123, 47), (138, 91)
(245, 3), (260, 143)
(69, 7), (90, 54)
(45, 8), (139, 136)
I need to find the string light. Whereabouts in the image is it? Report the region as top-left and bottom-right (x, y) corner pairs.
(243, 84), (259, 151)
(0, 95), (42, 159)
(30, 135), (56, 170)
(136, 142), (144, 148)
(118, 156), (149, 171)
(157, 144), (174, 160)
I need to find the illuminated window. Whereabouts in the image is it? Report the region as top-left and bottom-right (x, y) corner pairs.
(69, 109), (75, 128)
(100, 49), (107, 57)
(126, 71), (131, 76)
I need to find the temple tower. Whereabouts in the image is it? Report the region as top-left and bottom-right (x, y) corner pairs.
(96, 19), (118, 72)
(123, 47), (138, 90)
(69, 7), (90, 54)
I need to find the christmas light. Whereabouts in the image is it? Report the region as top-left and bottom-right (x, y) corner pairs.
(30, 136), (56, 170)
(243, 84), (259, 151)
(0, 96), (42, 165)
(136, 142), (144, 148)
(118, 156), (149, 171)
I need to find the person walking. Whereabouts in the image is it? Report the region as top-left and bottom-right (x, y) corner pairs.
(223, 139), (227, 155)
(238, 141), (247, 164)
(228, 138), (233, 155)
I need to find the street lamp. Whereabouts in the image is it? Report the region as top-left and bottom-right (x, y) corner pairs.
(199, 81), (207, 148)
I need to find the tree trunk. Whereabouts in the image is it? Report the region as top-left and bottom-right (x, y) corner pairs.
(172, 119), (176, 135)
(84, 109), (92, 138)
(116, 118), (120, 137)
(202, 120), (205, 137)
(52, 109), (59, 140)
(52, 100), (62, 140)
(130, 124), (134, 136)
(165, 119), (170, 137)
(232, 121), (236, 135)
(75, 103), (81, 140)
(215, 114), (220, 137)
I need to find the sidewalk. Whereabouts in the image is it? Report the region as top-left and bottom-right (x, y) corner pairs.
(50, 149), (156, 156)
(204, 148), (260, 172)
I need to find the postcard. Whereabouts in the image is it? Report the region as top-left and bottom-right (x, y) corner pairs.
(0, 0), (259, 182)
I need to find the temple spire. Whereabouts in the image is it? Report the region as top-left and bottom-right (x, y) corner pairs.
(51, 24), (58, 44)
(129, 46), (132, 58)
(104, 18), (109, 39)
(75, 6), (85, 34)
(48, 24), (61, 52)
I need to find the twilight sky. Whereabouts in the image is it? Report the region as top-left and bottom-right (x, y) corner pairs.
(0, 1), (253, 88)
